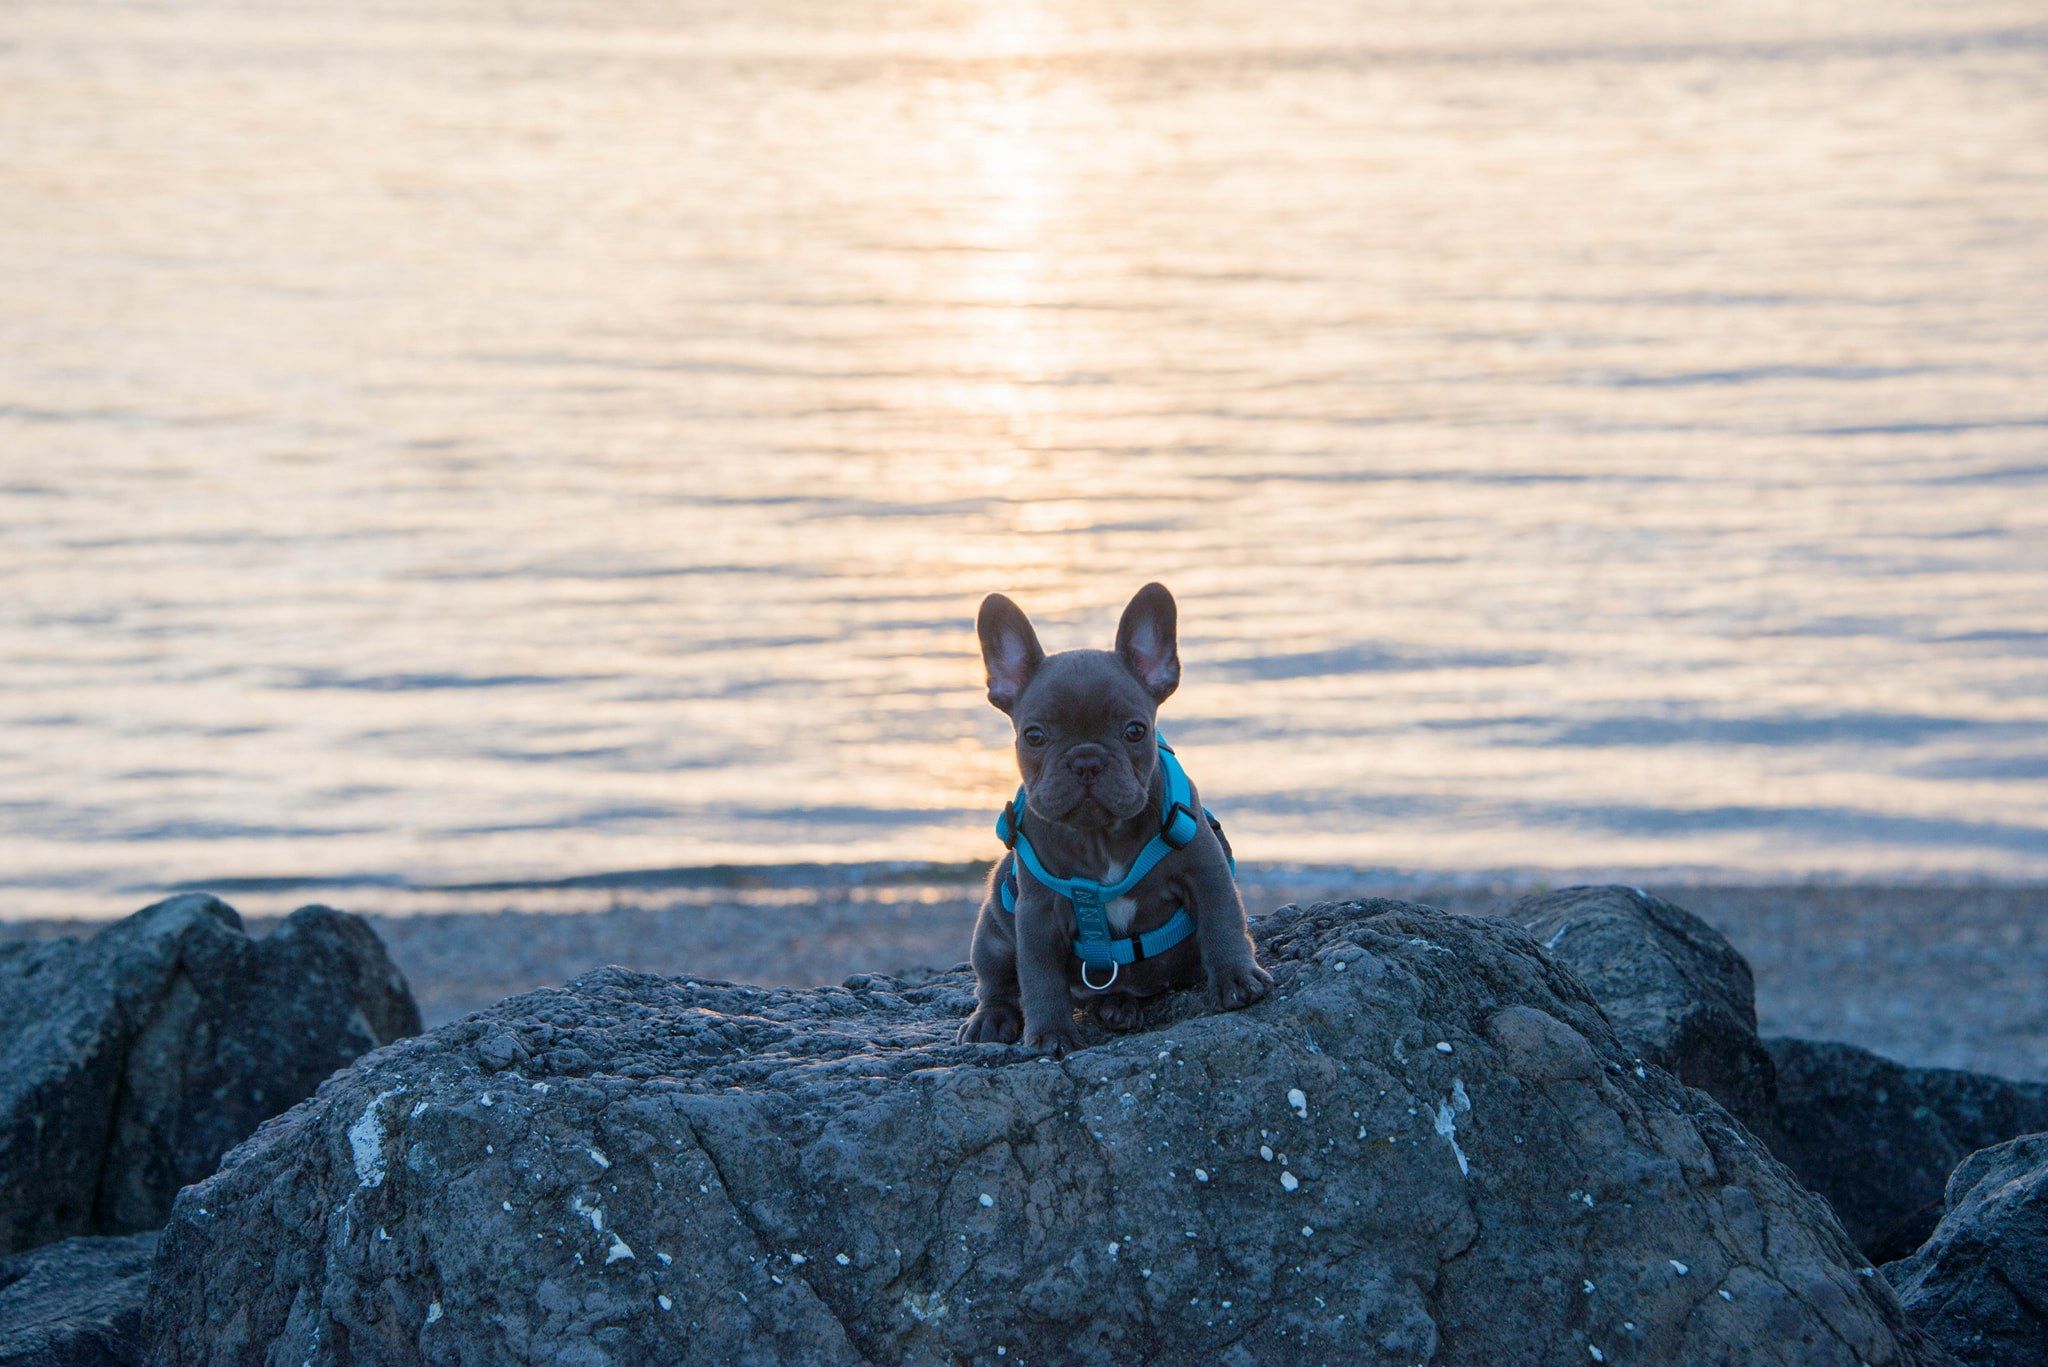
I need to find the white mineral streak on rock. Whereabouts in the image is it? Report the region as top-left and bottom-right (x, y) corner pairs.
(1435, 1096), (1470, 1177)
(348, 1091), (401, 1188)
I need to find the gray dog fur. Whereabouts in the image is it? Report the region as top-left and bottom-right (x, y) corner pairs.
(956, 583), (1272, 1055)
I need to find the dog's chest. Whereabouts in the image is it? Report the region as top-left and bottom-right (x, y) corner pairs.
(1099, 860), (1137, 934)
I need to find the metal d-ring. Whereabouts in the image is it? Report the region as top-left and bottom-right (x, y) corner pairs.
(1080, 959), (1119, 991)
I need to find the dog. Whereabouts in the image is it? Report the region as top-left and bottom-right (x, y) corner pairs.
(956, 583), (1272, 1056)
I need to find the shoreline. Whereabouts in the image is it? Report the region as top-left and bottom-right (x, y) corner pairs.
(10, 856), (2047, 924)
(8, 870), (2041, 1083)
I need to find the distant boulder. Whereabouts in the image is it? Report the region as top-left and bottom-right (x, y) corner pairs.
(1768, 1038), (2048, 1264)
(0, 894), (420, 1256)
(1509, 884), (1777, 1126)
(0, 1232), (155, 1367)
(1885, 1132), (2048, 1366)
(146, 900), (1936, 1364)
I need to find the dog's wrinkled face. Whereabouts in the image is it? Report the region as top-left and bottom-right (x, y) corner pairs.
(978, 583), (1181, 831)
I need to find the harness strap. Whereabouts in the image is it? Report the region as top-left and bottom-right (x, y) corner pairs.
(997, 863), (1198, 966)
(993, 738), (1228, 973)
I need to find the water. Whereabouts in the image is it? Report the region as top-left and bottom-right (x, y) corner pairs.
(4, 0), (2046, 917)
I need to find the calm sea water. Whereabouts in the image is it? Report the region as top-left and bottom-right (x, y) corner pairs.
(4, 0), (2046, 916)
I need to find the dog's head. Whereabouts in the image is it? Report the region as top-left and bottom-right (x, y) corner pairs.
(977, 583), (1181, 831)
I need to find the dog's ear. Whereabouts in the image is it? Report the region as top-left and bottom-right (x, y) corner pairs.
(1115, 582), (1180, 703)
(978, 593), (1045, 714)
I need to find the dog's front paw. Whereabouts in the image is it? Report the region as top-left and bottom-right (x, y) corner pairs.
(1019, 1018), (1084, 1057)
(1088, 994), (1147, 1033)
(957, 1003), (1023, 1045)
(1208, 957), (1275, 1012)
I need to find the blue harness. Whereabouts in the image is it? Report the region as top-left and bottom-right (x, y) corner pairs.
(995, 739), (1232, 991)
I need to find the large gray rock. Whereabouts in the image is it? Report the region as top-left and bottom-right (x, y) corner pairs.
(145, 900), (1941, 1365)
(0, 1232), (155, 1367)
(1505, 887), (2048, 1266)
(1885, 1133), (2048, 1366)
(1510, 885), (1777, 1126)
(0, 894), (420, 1256)
(1769, 1038), (2048, 1265)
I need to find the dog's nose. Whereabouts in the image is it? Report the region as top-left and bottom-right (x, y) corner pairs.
(1064, 746), (1106, 783)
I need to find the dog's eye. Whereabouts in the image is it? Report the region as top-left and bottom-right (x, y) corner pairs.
(1021, 726), (1048, 748)
(1122, 721), (1148, 742)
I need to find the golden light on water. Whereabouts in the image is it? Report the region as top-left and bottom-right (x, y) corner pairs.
(1, 0), (2044, 913)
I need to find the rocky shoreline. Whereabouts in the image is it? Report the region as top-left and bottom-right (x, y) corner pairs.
(325, 877), (2048, 1080)
(6, 877), (2043, 1080)
(3, 885), (2045, 1363)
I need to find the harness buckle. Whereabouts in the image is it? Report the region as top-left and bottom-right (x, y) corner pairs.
(1162, 801), (1202, 849)
(998, 795), (1025, 850)
(1079, 959), (1119, 991)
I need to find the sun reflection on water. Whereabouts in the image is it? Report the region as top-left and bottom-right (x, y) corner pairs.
(0, 0), (2044, 913)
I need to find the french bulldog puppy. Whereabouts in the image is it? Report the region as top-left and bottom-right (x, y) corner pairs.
(957, 583), (1272, 1056)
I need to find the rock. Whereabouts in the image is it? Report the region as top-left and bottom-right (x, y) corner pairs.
(1884, 1133), (2048, 1366)
(475, 1031), (529, 1072)
(0, 894), (421, 1256)
(1767, 1038), (2048, 1265)
(145, 900), (1942, 1365)
(1504, 887), (2048, 1265)
(1510, 885), (1776, 1126)
(0, 1232), (156, 1367)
